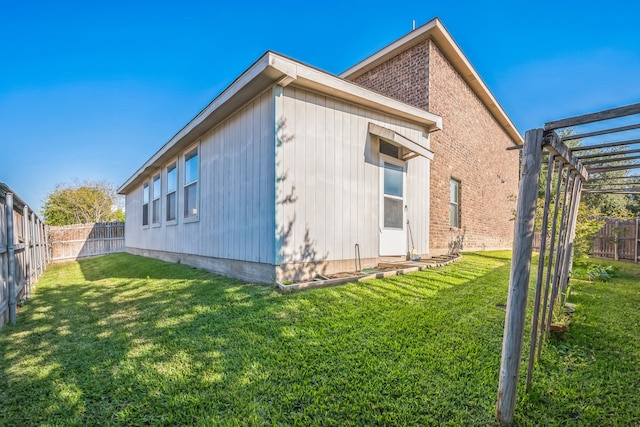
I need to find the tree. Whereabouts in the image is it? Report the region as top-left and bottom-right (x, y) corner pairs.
(42, 180), (125, 225)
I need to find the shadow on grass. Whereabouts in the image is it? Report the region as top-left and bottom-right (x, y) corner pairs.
(77, 253), (211, 281)
(0, 252), (519, 425)
(516, 260), (640, 425)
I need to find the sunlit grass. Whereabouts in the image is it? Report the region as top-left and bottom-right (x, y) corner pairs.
(0, 251), (638, 425)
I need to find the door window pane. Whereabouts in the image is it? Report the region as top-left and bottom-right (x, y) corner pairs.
(384, 197), (403, 229)
(384, 163), (403, 197)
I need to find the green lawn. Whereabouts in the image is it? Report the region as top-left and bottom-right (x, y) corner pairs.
(0, 252), (638, 425)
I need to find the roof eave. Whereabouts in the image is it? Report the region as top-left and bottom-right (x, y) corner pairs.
(118, 52), (289, 194)
(119, 52), (443, 194)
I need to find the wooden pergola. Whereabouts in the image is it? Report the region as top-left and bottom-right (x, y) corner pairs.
(495, 103), (640, 425)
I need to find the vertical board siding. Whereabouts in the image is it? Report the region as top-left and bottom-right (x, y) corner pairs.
(124, 83), (431, 271)
(280, 86), (431, 263)
(124, 91), (275, 264)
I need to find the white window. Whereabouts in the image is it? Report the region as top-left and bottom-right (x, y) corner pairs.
(450, 178), (460, 228)
(166, 162), (177, 222)
(184, 147), (199, 219)
(142, 183), (149, 227)
(152, 174), (161, 225)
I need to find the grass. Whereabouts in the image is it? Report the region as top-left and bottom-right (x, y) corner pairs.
(0, 252), (638, 425)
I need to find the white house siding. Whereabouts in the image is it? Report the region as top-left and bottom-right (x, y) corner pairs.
(125, 90), (276, 275)
(278, 86), (431, 275)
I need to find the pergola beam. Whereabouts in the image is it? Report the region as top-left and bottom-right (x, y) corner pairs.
(561, 123), (640, 142)
(582, 188), (640, 194)
(545, 102), (640, 130)
(586, 174), (640, 182)
(587, 164), (640, 174)
(581, 154), (640, 165)
(570, 138), (640, 152)
(576, 147), (640, 160)
(583, 182), (640, 188)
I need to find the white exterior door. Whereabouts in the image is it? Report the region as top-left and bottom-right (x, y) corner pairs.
(380, 160), (406, 256)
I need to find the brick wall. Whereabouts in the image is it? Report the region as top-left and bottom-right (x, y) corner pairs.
(352, 41), (430, 109)
(426, 40), (518, 253)
(351, 39), (519, 254)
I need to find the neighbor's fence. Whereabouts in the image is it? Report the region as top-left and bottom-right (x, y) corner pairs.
(592, 217), (639, 262)
(532, 217), (639, 263)
(1, 183), (48, 328)
(48, 222), (125, 262)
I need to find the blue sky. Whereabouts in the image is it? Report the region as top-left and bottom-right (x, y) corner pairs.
(2, 0), (639, 213)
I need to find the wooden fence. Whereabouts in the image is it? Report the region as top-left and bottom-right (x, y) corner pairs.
(533, 217), (640, 263)
(48, 222), (125, 262)
(592, 218), (639, 262)
(1, 183), (48, 328)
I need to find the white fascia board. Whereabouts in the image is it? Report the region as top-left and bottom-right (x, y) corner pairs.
(270, 54), (442, 132)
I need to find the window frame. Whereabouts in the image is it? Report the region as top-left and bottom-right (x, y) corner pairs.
(165, 161), (178, 225)
(183, 143), (200, 223)
(151, 173), (161, 226)
(450, 178), (461, 229)
(142, 182), (150, 228)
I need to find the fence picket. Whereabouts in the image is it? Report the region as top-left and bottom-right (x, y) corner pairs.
(533, 216), (640, 262)
(0, 183), (48, 328)
(48, 222), (125, 262)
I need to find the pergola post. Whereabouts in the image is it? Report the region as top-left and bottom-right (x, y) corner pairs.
(538, 161), (565, 360)
(525, 154), (555, 391)
(496, 128), (544, 425)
